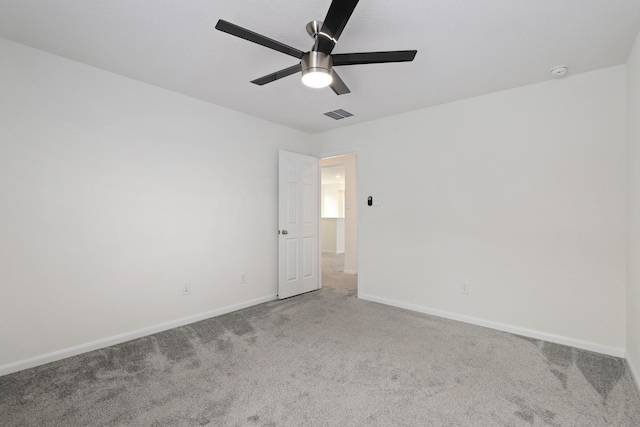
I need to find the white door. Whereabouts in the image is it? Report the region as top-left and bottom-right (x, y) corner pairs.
(278, 150), (319, 299)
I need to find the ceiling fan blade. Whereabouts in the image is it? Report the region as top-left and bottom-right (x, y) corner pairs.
(251, 63), (302, 86)
(332, 50), (417, 66)
(316, 0), (360, 54)
(215, 20), (305, 59)
(330, 70), (351, 95)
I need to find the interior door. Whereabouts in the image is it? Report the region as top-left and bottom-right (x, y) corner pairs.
(278, 150), (319, 299)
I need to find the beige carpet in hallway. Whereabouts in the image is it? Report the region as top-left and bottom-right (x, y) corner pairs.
(321, 252), (357, 295)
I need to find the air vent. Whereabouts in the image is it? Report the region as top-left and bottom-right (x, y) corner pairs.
(324, 109), (354, 120)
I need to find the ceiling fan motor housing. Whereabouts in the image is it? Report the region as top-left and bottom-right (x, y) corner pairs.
(301, 51), (333, 76)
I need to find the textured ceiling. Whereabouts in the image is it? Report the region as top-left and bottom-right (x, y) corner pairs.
(1, 0), (640, 134)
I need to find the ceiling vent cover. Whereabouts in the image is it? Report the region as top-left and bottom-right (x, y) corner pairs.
(324, 109), (354, 120)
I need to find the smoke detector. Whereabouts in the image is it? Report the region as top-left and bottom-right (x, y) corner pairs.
(550, 65), (568, 77)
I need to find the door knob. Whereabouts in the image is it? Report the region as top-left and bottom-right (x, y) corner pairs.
(281, 230), (288, 235)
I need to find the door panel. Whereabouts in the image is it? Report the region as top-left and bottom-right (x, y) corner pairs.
(278, 150), (319, 299)
(286, 238), (298, 281)
(286, 182), (297, 224)
(303, 237), (314, 278)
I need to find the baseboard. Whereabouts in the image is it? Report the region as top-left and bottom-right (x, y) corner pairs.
(627, 352), (640, 392)
(358, 293), (625, 358)
(0, 294), (277, 377)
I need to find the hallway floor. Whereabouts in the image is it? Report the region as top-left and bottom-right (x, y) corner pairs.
(321, 252), (357, 296)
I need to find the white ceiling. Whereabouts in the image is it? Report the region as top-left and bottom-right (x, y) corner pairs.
(1, 1), (639, 134)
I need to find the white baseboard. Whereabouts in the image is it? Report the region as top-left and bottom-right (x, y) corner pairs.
(627, 352), (640, 392)
(0, 294), (277, 377)
(358, 293), (625, 358)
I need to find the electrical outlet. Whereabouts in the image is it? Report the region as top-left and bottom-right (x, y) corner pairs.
(183, 284), (191, 296)
(460, 283), (470, 295)
(240, 272), (246, 284)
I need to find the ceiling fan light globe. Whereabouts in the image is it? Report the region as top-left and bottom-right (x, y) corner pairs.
(302, 70), (333, 88)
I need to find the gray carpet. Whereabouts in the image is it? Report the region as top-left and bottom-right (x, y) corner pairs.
(1, 254), (639, 426)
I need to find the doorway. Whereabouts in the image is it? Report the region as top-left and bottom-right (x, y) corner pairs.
(320, 154), (358, 296)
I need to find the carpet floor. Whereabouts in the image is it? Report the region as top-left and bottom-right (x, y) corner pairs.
(1, 254), (639, 426)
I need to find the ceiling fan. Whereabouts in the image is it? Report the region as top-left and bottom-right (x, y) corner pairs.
(215, 0), (417, 95)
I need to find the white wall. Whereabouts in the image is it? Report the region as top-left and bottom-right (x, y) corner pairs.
(312, 66), (627, 354)
(321, 218), (345, 254)
(321, 183), (345, 218)
(0, 38), (311, 372)
(627, 30), (640, 384)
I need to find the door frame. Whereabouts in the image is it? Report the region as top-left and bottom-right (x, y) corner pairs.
(318, 148), (360, 296)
